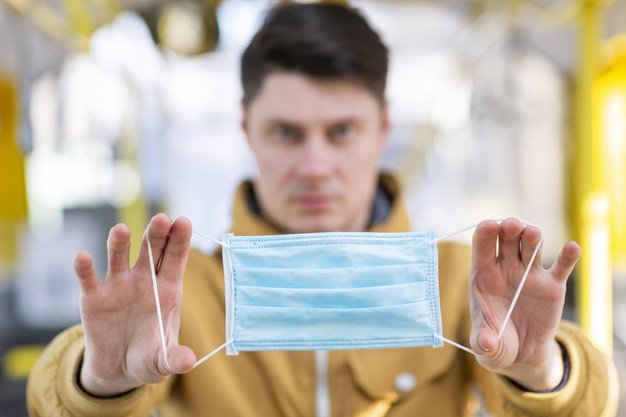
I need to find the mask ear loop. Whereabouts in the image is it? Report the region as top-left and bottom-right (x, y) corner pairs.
(146, 231), (232, 371)
(428, 219), (543, 357)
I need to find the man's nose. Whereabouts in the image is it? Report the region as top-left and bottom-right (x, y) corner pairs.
(296, 136), (333, 179)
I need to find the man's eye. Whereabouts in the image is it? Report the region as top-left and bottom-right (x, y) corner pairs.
(275, 126), (301, 142)
(330, 124), (352, 141)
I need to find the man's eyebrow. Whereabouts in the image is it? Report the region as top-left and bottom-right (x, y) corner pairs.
(329, 117), (360, 125)
(262, 119), (305, 131)
(265, 119), (299, 126)
(267, 117), (361, 124)
(262, 116), (364, 129)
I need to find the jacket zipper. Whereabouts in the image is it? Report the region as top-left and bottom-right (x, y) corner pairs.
(315, 350), (331, 417)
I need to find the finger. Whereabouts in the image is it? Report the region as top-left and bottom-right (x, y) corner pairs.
(549, 241), (582, 283)
(74, 251), (99, 293)
(498, 218), (524, 262)
(519, 225), (543, 268)
(472, 220), (499, 269)
(471, 325), (499, 357)
(135, 214), (173, 272)
(167, 345), (196, 374)
(106, 223), (131, 279)
(158, 217), (193, 283)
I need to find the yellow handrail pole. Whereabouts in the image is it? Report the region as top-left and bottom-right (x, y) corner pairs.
(0, 75), (28, 280)
(579, 193), (613, 355)
(574, 1), (600, 244)
(598, 38), (626, 273)
(574, 0), (613, 355)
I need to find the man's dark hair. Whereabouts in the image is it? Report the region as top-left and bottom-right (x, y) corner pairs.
(240, 2), (389, 104)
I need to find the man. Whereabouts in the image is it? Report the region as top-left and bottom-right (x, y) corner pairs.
(27, 3), (618, 416)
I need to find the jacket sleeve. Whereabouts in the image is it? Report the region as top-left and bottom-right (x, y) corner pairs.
(478, 320), (619, 417)
(26, 324), (171, 417)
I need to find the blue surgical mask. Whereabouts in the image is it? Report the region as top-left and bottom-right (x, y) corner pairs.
(221, 231), (443, 356)
(147, 221), (540, 368)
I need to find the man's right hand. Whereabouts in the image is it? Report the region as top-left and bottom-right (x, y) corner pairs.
(75, 214), (196, 397)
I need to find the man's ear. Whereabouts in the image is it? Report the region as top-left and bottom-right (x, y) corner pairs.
(380, 99), (391, 148)
(241, 99), (252, 146)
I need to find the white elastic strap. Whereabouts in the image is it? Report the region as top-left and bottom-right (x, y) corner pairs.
(429, 220), (493, 244)
(429, 218), (541, 245)
(431, 219), (542, 356)
(146, 233), (173, 372)
(192, 339), (233, 369)
(146, 234), (232, 371)
(193, 230), (230, 248)
(434, 334), (477, 356)
(497, 238), (542, 340)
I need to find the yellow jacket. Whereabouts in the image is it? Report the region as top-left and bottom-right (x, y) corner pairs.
(27, 177), (619, 417)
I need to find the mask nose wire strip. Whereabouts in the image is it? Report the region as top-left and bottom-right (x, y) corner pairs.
(428, 219), (542, 356)
(146, 233), (232, 372)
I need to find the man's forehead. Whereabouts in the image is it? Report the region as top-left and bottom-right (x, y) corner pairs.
(247, 72), (382, 123)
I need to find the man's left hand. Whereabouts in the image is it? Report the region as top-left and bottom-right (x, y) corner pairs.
(469, 217), (581, 391)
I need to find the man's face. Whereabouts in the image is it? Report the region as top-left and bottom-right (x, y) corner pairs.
(243, 72), (389, 233)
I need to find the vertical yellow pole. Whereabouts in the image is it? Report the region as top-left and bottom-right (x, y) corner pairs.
(573, 1), (599, 237)
(579, 193), (613, 354)
(596, 39), (626, 272)
(574, 0), (613, 355)
(0, 75), (28, 279)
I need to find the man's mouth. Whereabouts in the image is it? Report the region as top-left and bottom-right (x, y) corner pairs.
(293, 195), (333, 210)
